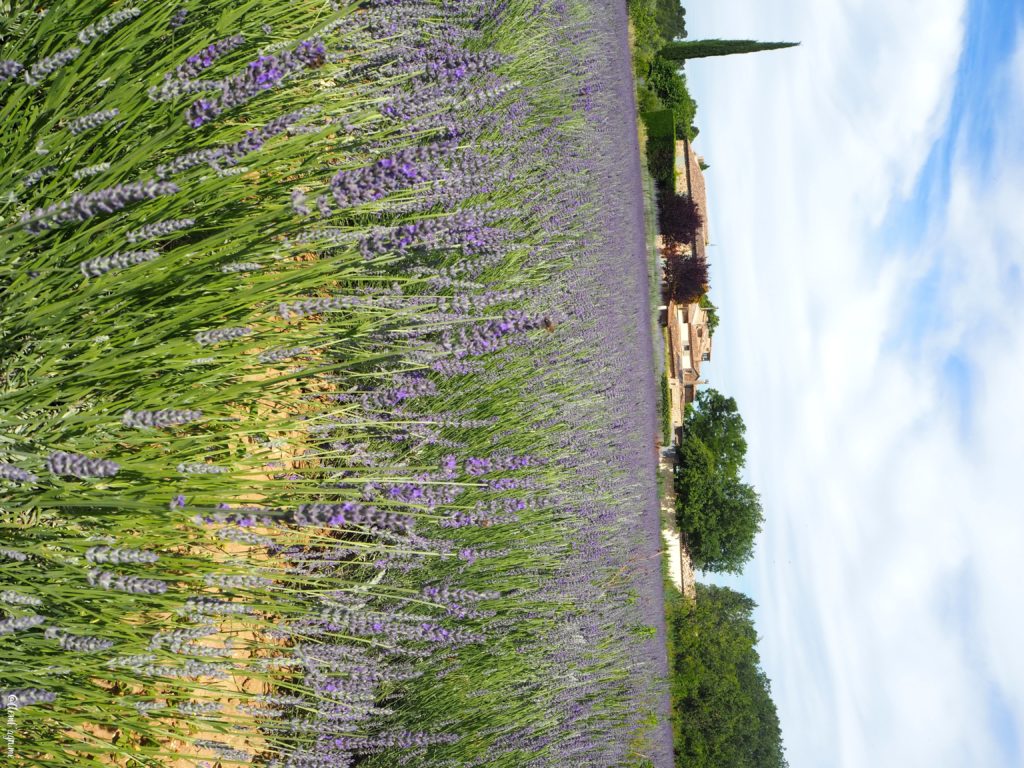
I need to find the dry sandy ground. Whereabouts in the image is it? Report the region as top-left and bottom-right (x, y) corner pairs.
(661, 527), (696, 601)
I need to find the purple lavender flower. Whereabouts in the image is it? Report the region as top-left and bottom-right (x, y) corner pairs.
(87, 569), (167, 595)
(66, 108), (119, 135)
(85, 546), (159, 564)
(148, 624), (218, 651)
(126, 218), (194, 242)
(178, 700), (222, 715)
(181, 597), (254, 617)
(77, 8), (141, 44)
(71, 162), (112, 180)
(331, 730), (460, 750)
(0, 689), (56, 709)
(23, 47), (80, 86)
(21, 180), (178, 234)
(291, 188), (310, 215)
(194, 326), (253, 346)
(278, 296), (348, 321)
(122, 409), (202, 429)
(258, 346), (306, 363)
(184, 39), (324, 128)
(176, 462), (229, 474)
(289, 502), (413, 534)
(80, 250), (160, 278)
(194, 741), (251, 763)
(0, 615), (45, 636)
(22, 165), (58, 188)
(0, 462), (37, 484)
(44, 626), (115, 653)
(222, 262), (263, 273)
(0, 591), (42, 607)
(203, 573), (273, 588)
(168, 8), (188, 29)
(1, 60), (25, 83)
(174, 34), (246, 81)
(328, 142), (453, 210)
(156, 108), (318, 177)
(46, 451), (119, 478)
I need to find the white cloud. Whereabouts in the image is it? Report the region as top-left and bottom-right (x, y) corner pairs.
(682, 2), (1024, 767)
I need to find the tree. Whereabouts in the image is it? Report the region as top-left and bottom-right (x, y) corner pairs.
(698, 294), (719, 337)
(676, 442), (763, 573)
(658, 190), (702, 248)
(662, 252), (708, 304)
(669, 585), (788, 768)
(660, 39), (799, 61)
(654, 0), (687, 40)
(675, 389), (761, 573)
(686, 388), (746, 477)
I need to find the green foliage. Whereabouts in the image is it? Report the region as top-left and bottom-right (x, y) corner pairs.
(668, 584), (787, 768)
(672, 86), (698, 141)
(675, 389), (761, 572)
(631, 624), (658, 640)
(699, 294), (719, 336)
(646, 58), (698, 140)
(628, 0), (699, 140)
(660, 373), (672, 444)
(646, 139), (675, 186)
(642, 108), (676, 139)
(687, 389), (747, 476)
(676, 463), (762, 573)
(636, 87), (664, 114)
(627, 0), (661, 81)
(646, 57), (685, 104)
(642, 109), (676, 185)
(660, 39), (799, 61)
(655, 0), (687, 41)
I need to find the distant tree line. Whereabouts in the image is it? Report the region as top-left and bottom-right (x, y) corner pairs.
(667, 583), (788, 768)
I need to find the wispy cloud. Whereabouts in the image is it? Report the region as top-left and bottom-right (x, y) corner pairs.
(684, 0), (1023, 765)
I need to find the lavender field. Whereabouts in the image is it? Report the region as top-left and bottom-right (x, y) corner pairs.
(0, 1), (670, 765)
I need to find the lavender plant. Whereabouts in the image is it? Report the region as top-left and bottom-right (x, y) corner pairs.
(0, 0), (671, 766)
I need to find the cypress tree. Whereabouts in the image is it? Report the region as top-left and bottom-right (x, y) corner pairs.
(660, 39), (799, 61)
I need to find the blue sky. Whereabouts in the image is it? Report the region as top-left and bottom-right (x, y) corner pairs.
(684, 0), (1024, 765)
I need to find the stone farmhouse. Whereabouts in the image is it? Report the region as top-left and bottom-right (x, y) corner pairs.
(660, 137), (712, 443)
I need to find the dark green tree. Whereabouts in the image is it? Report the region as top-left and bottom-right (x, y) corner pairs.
(669, 584), (787, 768)
(660, 39), (799, 61)
(676, 389), (762, 572)
(685, 388), (747, 477)
(654, 0), (687, 41)
(676, 445), (762, 573)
